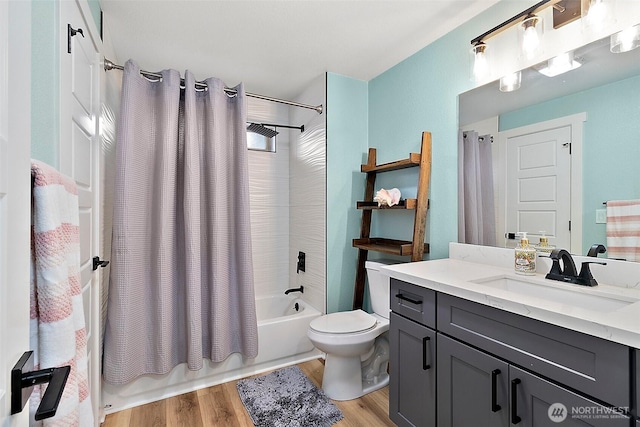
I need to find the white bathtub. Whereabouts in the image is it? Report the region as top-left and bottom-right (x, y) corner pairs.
(102, 294), (322, 415)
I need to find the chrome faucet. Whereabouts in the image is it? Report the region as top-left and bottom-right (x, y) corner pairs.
(545, 249), (606, 287)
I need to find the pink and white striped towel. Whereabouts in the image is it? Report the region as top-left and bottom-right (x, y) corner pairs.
(606, 199), (640, 262)
(30, 160), (93, 426)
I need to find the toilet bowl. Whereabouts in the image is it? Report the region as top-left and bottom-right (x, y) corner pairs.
(307, 259), (395, 401)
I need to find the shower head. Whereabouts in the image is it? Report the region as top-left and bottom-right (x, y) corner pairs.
(247, 123), (279, 138)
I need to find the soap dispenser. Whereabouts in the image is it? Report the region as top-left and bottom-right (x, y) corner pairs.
(534, 231), (555, 254)
(515, 232), (536, 275)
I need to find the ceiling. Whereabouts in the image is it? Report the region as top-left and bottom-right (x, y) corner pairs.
(100, 0), (500, 101)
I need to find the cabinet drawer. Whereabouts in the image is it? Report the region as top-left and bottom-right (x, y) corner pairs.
(437, 293), (630, 408)
(391, 279), (436, 328)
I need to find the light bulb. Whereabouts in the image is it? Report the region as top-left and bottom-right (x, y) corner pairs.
(610, 25), (640, 53)
(500, 71), (522, 92)
(538, 51), (581, 77)
(471, 43), (489, 81)
(521, 16), (541, 59)
(586, 0), (607, 31)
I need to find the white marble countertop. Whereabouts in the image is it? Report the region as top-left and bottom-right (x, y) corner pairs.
(381, 257), (640, 349)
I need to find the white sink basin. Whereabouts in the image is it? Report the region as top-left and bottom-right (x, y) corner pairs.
(471, 275), (639, 313)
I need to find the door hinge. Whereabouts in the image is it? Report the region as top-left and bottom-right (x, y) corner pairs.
(562, 141), (572, 154)
(569, 220), (572, 231)
(67, 24), (85, 54)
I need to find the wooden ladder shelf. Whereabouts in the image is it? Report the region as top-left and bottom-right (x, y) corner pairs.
(352, 131), (432, 309)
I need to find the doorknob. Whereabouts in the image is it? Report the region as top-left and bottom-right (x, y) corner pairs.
(93, 256), (109, 271)
(11, 351), (70, 421)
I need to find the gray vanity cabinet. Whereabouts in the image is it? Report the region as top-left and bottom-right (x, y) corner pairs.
(437, 334), (510, 427)
(389, 278), (636, 426)
(389, 311), (436, 427)
(510, 366), (630, 426)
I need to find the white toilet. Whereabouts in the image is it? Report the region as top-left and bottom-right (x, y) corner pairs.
(307, 260), (394, 400)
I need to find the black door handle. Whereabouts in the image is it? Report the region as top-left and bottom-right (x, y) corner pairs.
(11, 351), (70, 420)
(93, 256), (110, 271)
(491, 369), (501, 412)
(511, 378), (522, 424)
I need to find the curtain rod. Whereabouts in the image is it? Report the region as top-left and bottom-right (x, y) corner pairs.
(103, 58), (323, 115)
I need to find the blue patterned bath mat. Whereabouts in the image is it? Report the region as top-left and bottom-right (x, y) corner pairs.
(237, 365), (344, 427)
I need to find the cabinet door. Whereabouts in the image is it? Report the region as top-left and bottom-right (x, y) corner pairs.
(389, 312), (436, 427)
(510, 366), (630, 426)
(437, 334), (510, 427)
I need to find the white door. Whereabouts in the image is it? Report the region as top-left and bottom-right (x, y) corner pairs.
(59, 1), (101, 424)
(0, 1), (32, 426)
(505, 126), (571, 249)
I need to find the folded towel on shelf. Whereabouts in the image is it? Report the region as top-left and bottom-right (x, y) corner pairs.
(606, 199), (640, 262)
(30, 160), (93, 426)
(374, 188), (401, 207)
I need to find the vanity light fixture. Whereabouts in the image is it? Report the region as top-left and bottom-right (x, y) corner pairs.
(610, 24), (640, 53)
(469, 0), (570, 81)
(499, 71), (522, 92)
(537, 51), (582, 77)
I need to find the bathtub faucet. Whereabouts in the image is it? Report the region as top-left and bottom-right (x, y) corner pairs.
(284, 286), (304, 295)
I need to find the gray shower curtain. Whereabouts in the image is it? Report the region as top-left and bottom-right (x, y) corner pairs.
(103, 60), (258, 385)
(458, 130), (497, 246)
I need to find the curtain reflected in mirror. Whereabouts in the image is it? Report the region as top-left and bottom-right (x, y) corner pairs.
(458, 131), (496, 246)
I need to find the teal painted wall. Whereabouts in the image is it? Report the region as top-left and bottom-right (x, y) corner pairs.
(31, 0), (59, 166)
(500, 74), (640, 250)
(365, 2), (524, 261)
(31, 0), (101, 166)
(326, 73), (369, 312)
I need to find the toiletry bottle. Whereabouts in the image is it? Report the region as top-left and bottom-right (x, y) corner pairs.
(534, 231), (555, 254)
(514, 232), (536, 275)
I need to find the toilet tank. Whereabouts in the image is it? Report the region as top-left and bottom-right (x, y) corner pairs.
(365, 259), (399, 319)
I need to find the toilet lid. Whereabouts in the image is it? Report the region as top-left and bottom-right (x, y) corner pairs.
(309, 310), (376, 334)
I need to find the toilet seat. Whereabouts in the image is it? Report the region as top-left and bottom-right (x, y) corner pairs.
(309, 310), (376, 334)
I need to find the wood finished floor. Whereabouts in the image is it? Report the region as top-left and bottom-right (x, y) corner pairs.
(102, 358), (395, 427)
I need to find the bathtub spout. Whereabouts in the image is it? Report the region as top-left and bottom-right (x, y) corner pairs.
(284, 286), (304, 295)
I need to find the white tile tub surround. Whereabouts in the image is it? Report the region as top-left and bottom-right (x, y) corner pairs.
(289, 74), (327, 314)
(247, 98), (291, 296)
(381, 242), (640, 348)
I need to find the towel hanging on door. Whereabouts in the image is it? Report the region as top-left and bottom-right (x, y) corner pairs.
(606, 199), (640, 262)
(30, 160), (93, 426)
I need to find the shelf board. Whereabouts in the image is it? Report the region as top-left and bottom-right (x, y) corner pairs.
(361, 153), (421, 173)
(353, 237), (430, 257)
(357, 199), (417, 210)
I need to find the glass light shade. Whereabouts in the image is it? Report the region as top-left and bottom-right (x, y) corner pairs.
(538, 51), (582, 77)
(520, 16), (542, 59)
(500, 71), (522, 92)
(470, 43), (489, 82)
(584, 0), (608, 32)
(610, 25), (640, 53)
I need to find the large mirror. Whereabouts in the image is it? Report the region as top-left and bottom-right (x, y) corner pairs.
(459, 34), (640, 261)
